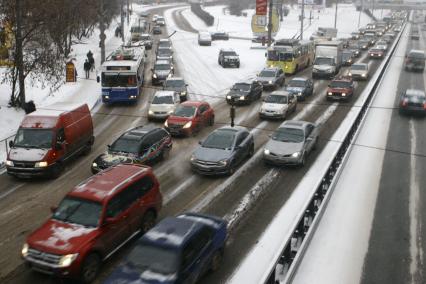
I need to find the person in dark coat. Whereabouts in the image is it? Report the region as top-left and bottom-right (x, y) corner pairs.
(84, 59), (90, 79)
(89, 56), (95, 72)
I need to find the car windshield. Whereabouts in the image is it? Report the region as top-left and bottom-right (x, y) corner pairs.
(342, 52), (352, 59)
(370, 49), (382, 53)
(164, 80), (185, 87)
(288, 80), (306, 88)
(158, 49), (172, 55)
(314, 57), (334, 65)
(152, 95), (174, 104)
(223, 51), (237, 56)
(330, 81), (351, 88)
(126, 242), (179, 275)
(259, 70), (276, 77)
(52, 197), (102, 227)
(102, 73), (137, 87)
(203, 129), (236, 149)
(272, 127), (304, 143)
(110, 136), (140, 154)
(14, 128), (53, 149)
(159, 42), (171, 48)
(232, 83), (250, 91)
(264, 95), (288, 104)
(154, 64), (171, 71)
(409, 52), (425, 59)
(174, 105), (196, 117)
(351, 64), (367, 70)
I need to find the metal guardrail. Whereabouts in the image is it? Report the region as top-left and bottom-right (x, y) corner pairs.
(261, 22), (406, 284)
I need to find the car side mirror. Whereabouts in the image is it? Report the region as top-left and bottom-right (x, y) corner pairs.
(307, 137), (313, 141)
(50, 206), (58, 213)
(96, 76), (100, 83)
(8, 140), (14, 148)
(198, 140), (203, 145)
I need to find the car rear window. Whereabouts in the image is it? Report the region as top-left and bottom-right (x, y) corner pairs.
(408, 52), (425, 59)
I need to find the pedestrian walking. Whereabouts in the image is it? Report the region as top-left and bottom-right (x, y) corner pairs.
(84, 59), (90, 79)
(89, 56), (95, 72)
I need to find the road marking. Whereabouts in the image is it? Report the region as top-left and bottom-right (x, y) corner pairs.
(0, 184), (24, 201)
(409, 117), (423, 283)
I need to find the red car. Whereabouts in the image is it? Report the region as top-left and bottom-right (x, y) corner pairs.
(368, 48), (385, 59)
(21, 164), (162, 283)
(326, 76), (354, 101)
(164, 101), (215, 136)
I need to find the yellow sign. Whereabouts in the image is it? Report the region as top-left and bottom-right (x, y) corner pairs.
(251, 8), (280, 37)
(66, 61), (76, 82)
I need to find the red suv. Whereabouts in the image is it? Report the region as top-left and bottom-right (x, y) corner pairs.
(164, 101), (215, 136)
(326, 76), (354, 101)
(21, 164), (162, 283)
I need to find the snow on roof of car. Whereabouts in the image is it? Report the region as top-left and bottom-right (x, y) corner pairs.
(154, 90), (175, 97)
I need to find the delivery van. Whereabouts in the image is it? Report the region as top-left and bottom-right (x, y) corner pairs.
(6, 103), (94, 178)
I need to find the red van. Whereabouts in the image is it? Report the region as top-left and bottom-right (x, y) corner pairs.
(6, 103), (94, 178)
(21, 164), (162, 283)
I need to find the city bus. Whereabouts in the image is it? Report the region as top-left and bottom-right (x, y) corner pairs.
(99, 47), (146, 104)
(266, 39), (315, 75)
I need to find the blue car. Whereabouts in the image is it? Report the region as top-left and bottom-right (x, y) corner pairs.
(104, 213), (227, 284)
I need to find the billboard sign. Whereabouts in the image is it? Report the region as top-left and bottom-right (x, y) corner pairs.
(256, 0), (268, 15)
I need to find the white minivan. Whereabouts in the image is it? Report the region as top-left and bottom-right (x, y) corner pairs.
(198, 31), (212, 46)
(148, 91), (180, 121)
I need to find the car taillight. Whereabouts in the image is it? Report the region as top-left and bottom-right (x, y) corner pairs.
(423, 101), (426, 110)
(401, 98), (408, 107)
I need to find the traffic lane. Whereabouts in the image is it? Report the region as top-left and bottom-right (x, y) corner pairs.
(200, 61), (385, 283)
(361, 35), (424, 283)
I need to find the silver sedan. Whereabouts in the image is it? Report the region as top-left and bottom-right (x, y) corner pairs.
(263, 120), (319, 166)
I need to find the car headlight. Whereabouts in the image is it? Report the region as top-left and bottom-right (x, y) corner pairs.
(21, 243), (29, 257)
(264, 149), (270, 155)
(341, 93), (346, 97)
(104, 95), (109, 99)
(268, 80), (273, 84)
(183, 121), (192, 129)
(58, 253), (79, 268)
(149, 110), (154, 115)
(35, 161), (48, 168)
(190, 154), (196, 162)
(291, 152), (300, 158)
(6, 160), (13, 167)
(153, 74), (157, 78)
(168, 74), (172, 78)
(298, 92), (302, 96)
(180, 91), (187, 96)
(92, 162), (98, 168)
(129, 95), (136, 99)
(348, 72), (352, 76)
(168, 110), (174, 114)
(226, 95), (232, 100)
(361, 73), (366, 77)
(239, 96), (245, 100)
(327, 92), (333, 96)
(164, 120), (168, 127)
(219, 159), (228, 166)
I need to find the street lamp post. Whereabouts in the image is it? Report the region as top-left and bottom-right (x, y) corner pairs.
(334, 0), (338, 29)
(300, 0), (305, 40)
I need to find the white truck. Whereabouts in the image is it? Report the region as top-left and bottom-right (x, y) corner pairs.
(312, 40), (344, 79)
(310, 27), (338, 41)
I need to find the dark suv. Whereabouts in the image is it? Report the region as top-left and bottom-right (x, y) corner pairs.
(91, 126), (172, 173)
(226, 80), (263, 104)
(405, 49), (425, 72)
(218, 48), (240, 68)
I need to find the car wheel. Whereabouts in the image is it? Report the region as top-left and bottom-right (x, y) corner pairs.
(80, 253), (101, 284)
(248, 144), (254, 157)
(209, 116), (215, 126)
(141, 210), (156, 233)
(228, 164), (236, 175)
(210, 250), (223, 272)
(50, 162), (63, 179)
(161, 147), (170, 160)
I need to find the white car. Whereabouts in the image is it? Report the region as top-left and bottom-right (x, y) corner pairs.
(198, 31), (212, 46)
(148, 91), (180, 120)
(375, 41), (388, 51)
(259, 90), (297, 119)
(348, 63), (369, 80)
(156, 16), (165, 26)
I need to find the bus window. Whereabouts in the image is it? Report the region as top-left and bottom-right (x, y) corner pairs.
(267, 50), (279, 61)
(279, 52), (293, 61)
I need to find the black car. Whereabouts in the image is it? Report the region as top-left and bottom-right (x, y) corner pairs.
(151, 59), (174, 85)
(190, 126), (255, 175)
(405, 49), (425, 72)
(91, 126), (172, 174)
(255, 67), (285, 90)
(218, 48), (240, 68)
(226, 80), (263, 104)
(399, 89), (426, 116)
(152, 25), (162, 35)
(358, 40), (370, 50)
(342, 50), (354, 66)
(286, 77), (314, 101)
(211, 31), (229, 40)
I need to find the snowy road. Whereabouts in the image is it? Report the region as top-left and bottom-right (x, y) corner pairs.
(0, 3), (398, 284)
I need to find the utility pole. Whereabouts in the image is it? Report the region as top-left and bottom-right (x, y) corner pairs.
(99, 0), (106, 64)
(300, 0), (305, 40)
(357, 0), (363, 28)
(15, 0), (25, 107)
(334, 0), (338, 29)
(127, 0), (130, 24)
(267, 0), (273, 47)
(121, 0), (125, 43)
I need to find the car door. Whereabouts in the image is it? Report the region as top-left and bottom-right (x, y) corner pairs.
(180, 238), (202, 284)
(304, 124), (315, 153)
(126, 176), (155, 232)
(289, 94), (297, 111)
(278, 69), (285, 85)
(100, 191), (133, 255)
(235, 132), (249, 164)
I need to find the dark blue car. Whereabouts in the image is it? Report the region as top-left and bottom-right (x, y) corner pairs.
(104, 213), (227, 284)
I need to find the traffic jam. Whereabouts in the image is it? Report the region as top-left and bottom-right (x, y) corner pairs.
(2, 6), (415, 284)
